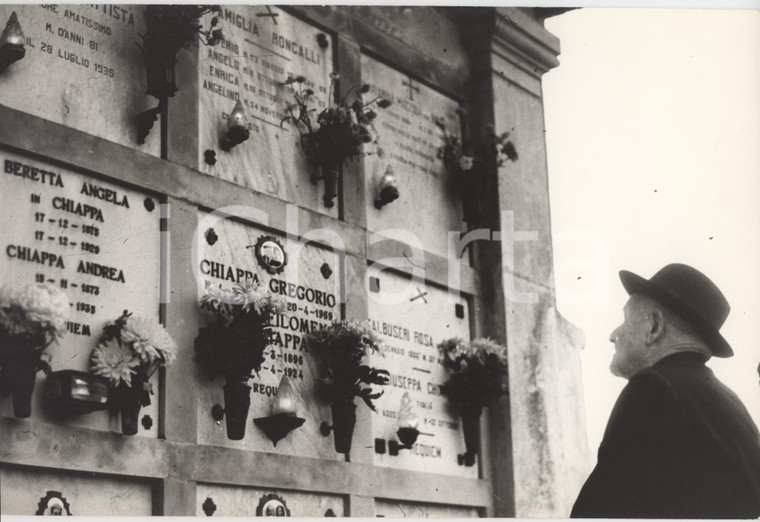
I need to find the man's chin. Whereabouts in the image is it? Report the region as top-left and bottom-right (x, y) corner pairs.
(609, 356), (626, 378)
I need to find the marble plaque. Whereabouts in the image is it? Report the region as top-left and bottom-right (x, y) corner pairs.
(375, 498), (478, 518)
(0, 151), (161, 435)
(367, 268), (476, 478)
(198, 6), (334, 215)
(196, 484), (344, 517)
(362, 55), (465, 259)
(0, 465), (153, 516)
(195, 211), (342, 458)
(0, 5), (159, 153)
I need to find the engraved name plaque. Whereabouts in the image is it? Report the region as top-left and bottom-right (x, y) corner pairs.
(0, 5), (159, 153)
(362, 55), (465, 259)
(368, 268), (477, 478)
(0, 151), (161, 434)
(198, 6), (333, 215)
(195, 211), (342, 458)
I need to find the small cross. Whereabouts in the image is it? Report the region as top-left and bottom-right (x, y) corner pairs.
(402, 77), (420, 101)
(257, 6), (279, 24)
(410, 287), (428, 303)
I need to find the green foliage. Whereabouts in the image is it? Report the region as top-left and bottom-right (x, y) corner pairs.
(438, 337), (508, 411)
(281, 73), (392, 169)
(195, 281), (285, 380)
(304, 320), (390, 410)
(141, 5), (223, 55)
(435, 118), (518, 175)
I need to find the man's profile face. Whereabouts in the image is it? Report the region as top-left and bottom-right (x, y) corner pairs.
(609, 296), (651, 378)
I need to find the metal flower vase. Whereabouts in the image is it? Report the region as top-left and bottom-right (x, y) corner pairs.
(112, 381), (143, 435)
(454, 169), (482, 225)
(320, 162), (340, 208)
(330, 400), (357, 454)
(3, 336), (39, 418)
(223, 376), (252, 440)
(459, 407), (482, 462)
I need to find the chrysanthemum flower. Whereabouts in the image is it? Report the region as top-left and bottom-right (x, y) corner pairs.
(0, 283), (69, 338)
(121, 315), (177, 365)
(90, 338), (140, 386)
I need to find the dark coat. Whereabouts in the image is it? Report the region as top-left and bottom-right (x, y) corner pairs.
(571, 352), (760, 519)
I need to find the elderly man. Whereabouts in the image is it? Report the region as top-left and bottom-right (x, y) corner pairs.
(571, 263), (760, 518)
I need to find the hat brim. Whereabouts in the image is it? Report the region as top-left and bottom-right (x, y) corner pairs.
(619, 270), (733, 357)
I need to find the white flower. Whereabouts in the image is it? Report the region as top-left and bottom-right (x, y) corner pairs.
(90, 338), (140, 386)
(458, 156), (474, 171)
(0, 283), (69, 338)
(202, 280), (284, 318)
(121, 315), (177, 365)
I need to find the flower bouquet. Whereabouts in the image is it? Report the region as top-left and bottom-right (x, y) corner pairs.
(304, 320), (389, 454)
(195, 280), (285, 440)
(0, 283), (69, 417)
(436, 118), (518, 224)
(137, 5), (223, 143)
(140, 5), (223, 99)
(282, 73), (392, 208)
(438, 337), (508, 462)
(90, 310), (177, 435)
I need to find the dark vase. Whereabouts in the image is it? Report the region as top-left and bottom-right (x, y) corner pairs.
(455, 170), (480, 225)
(113, 382), (143, 435)
(7, 342), (38, 418)
(223, 376), (252, 440)
(330, 400), (357, 454)
(320, 163), (340, 208)
(0, 333), (41, 418)
(120, 395), (142, 436)
(460, 407), (482, 458)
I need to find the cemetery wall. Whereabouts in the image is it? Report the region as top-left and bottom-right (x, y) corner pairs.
(0, 5), (587, 517)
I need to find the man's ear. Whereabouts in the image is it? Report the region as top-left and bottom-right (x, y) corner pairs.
(646, 308), (665, 344)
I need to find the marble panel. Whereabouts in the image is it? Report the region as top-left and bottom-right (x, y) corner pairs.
(367, 268), (477, 478)
(0, 151), (161, 435)
(0, 5), (159, 153)
(197, 5), (335, 216)
(195, 210), (343, 459)
(362, 54), (465, 260)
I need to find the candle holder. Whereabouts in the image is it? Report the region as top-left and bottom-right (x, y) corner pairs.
(221, 100), (250, 152)
(374, 392), (420, 456)
(253, 376), (304, 446)
(374, 164), (400, 209)
(254, 414), (305, 446)
(136, 102), (162, 145)
(0, 12), (25, 72)
(42, 370), (110, 416)
(389, 426), (420, 455)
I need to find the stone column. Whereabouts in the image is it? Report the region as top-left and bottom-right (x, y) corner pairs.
(461, 7), (591, 517)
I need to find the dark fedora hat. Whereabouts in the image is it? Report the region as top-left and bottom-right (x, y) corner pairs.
(619, 263), (733, 357)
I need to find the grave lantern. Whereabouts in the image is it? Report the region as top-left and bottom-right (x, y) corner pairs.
(374, 164), (400, 209)
(0, 12), (25, 72)
(221, 100), (251, 152)
(43, 370), (110, 416)
(254, 375), (306, 446)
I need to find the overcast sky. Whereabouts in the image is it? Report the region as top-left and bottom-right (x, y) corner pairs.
(543, 8), (760, 453)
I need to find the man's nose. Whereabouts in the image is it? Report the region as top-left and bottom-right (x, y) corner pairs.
(609, 327), (619, 343)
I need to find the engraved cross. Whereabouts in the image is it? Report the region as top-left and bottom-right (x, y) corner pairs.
(257, 6), (279, 24)
(402, 77), (420, 101)
(410, 287), (428, 303)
